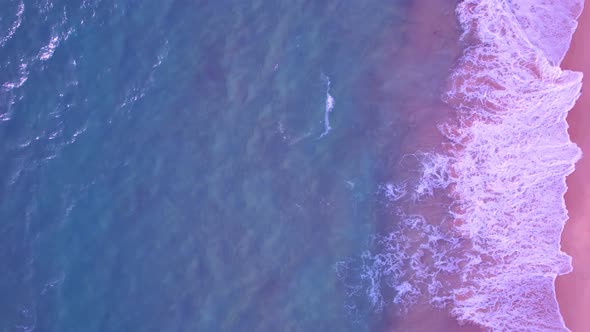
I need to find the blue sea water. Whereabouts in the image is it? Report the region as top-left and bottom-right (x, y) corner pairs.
(0, 1), (459, 331)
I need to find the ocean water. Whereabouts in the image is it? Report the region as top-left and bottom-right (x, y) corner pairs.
(0, 0), (466, 331)
(4, 0), (580, 331)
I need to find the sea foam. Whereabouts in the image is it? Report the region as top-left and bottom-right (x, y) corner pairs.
(442, 1), (582, 329)
(339, 0), (584, 331)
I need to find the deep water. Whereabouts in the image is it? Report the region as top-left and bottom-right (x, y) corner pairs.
(0, 1), (458, 331)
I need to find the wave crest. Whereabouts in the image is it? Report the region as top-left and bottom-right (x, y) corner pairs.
(436, 0), (582, 330)
(338, 0), (583, 331)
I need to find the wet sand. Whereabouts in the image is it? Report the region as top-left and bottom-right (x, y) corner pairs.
(388, 1), (482, 331)
(557, 1), (590, 331)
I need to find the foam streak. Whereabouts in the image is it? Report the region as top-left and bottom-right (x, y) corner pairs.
(319, 75), (334, 138)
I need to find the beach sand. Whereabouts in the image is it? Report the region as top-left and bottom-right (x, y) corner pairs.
(557, 1), (590, 331)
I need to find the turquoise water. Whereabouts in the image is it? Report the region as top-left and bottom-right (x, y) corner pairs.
(0, 1), (459, 331)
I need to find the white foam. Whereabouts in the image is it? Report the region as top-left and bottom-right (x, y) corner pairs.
(338, 0), (583, 330)
(437, 0), (581, 330)
(319, 75), (334, 138)
(507, 0), (583, 65)
(38, 33), (60, 61)
(0, 1), (25, 48)
(2, 62), (29, 91)
(381, 182), (407, 202)
(413, 153), (452, 199)
(337, 211), (462, 314)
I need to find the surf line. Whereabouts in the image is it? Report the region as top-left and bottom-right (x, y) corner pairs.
(319, 74), (335, 138)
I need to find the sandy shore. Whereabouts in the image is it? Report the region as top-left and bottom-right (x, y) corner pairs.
(390, 1), (483, 331)
(389, 1), (589, 330)
(556, 1), (590, 331)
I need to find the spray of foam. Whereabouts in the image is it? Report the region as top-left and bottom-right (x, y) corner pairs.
(439, 1), (582, 330)
(38, 33), (60, 61)
(0, 1), (25, 48)
(319, 74), (335, 138)
(338, 0), (583, 331)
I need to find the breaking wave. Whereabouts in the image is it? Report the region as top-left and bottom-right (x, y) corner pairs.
(338, 1), (584, 331)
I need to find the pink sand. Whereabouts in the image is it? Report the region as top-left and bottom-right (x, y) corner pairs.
(557, 1), (590, 331)
(391, 1), (481, 330)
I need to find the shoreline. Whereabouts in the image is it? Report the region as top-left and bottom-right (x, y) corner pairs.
(362, 1), (584, 331)
(557, 0), (590, 330)
(390, 1), (583, 331)
(438, 1), (582, 330)
(391, 1), (477, 330)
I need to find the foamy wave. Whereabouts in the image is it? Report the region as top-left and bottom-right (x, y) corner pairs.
(335, 212), (461, 313)
(339, 0), (583, 330)
(319, 74), (334, 138)
(442, 1), (581, 330)
(0, 1), (25, 48)
(37, 33), (60, 61)
(508, 0), (583, 65)
(2, 62), (29, 91)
